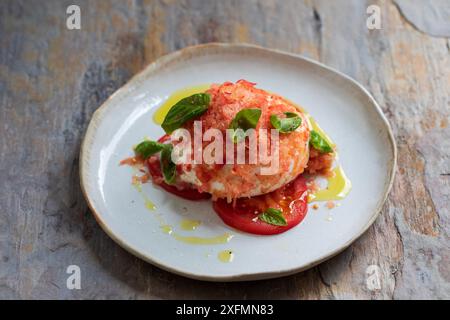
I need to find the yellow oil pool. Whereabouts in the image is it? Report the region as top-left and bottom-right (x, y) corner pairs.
(144, 198), (156, 211)
(160, 225), (173, 234)
(218, 250), (234, 263)
(173, 233), (234, 245)
(309, 166), (352, 202)
(153, 84), (210, 125)
(180, 219), (201, 231)
(301, 106), (352, 202)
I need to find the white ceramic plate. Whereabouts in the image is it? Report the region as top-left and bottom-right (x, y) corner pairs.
(80, 43), (396, 281)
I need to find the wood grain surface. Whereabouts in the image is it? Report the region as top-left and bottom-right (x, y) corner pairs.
(0, 0), (449, 299)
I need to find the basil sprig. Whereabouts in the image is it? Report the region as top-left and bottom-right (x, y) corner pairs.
(161, 93), (210, 133)
(258, 208), (287, 226)
(135, 140), (166, 159)
(270, 112), (302, 133)
(134, 139), (176, 184)
(309, 130), (333, 153)
(229, 108), (262, 142)
(160, 144), (176, 185)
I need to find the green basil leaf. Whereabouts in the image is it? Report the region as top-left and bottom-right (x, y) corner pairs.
(270, 112), (302, 133)
(309, 130), (333, 153)
(160, 144), (176, 184)
(134, 140), (166, 159)
(161, 93), (210, 133)
(229, 108), (261, 143)
(258, 208), (287, 226)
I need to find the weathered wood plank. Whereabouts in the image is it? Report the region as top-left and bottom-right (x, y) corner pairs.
(0, 0), (448, 299)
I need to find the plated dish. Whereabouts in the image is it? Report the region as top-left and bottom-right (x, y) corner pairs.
(121, 79), (350, 235)
(80, 44), (396, 281)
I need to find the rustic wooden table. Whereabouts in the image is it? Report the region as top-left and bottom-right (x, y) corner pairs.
(1, 0), (449, 299)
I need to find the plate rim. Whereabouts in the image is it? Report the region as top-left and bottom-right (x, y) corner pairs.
(79, 42), (397, 282)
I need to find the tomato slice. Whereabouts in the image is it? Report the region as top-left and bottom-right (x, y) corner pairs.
(213, 175), (308, 235)
(146, 135), (211, 201)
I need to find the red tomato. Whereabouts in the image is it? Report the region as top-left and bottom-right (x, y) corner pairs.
(146, 135), (211, 201)
(213, 175), (308, 235)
